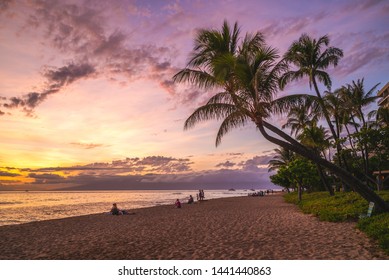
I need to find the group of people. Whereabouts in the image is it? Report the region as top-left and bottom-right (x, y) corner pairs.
(197, 189), (205, 201)
(110, 203), (131, 215)
(175, 190), (205, 209)
(175, 194), (195, 208)
(111, 191), (205, 213)
(249, 189), (274, 197)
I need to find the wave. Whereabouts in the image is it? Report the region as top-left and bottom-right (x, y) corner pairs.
(0, 201), (22, 205)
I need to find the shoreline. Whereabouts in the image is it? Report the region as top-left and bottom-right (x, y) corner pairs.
(0, 189), (269, 227)
(0, 194), (387, 260)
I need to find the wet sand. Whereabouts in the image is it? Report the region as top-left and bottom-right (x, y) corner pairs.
(0, 194), (387, 259)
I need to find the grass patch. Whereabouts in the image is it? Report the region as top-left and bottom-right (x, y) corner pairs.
(358, 213), (389, 255)
(284, 191), (389, 254)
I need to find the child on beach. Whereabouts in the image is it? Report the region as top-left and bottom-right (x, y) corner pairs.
(188, 195), (194, 204)
(175, 199), (182, 208)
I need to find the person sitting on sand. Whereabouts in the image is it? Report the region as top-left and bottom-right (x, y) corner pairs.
(110, 203), (122, 215)
(188, 195), (194, 204)
(175, 199), (182, 208)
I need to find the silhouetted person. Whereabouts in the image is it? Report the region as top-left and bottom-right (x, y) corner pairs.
(110, 203), (121, 215)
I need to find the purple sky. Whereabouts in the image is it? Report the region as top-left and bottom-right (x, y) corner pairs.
(0, 0), (388, 190)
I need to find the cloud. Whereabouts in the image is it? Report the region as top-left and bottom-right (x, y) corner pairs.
(2, 61), (96, 115)
(0, 171), (20, 177)
(259, 11), (328, 39)
(27, 172), (66, 184)
(70, 142), (104, 149)
(341, 0), (385, 12)
(333, 31), (389, 78)
(0, 0), (12, 11)
(227, 152), (244, 156)
(238, 154), (276, 172)
(19, 155), (193, 175)
(215, 160), (236, 168)
(3, 153), (277, 189)
(1, 0), (177, 116)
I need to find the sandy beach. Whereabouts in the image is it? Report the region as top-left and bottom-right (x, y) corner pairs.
(0, 194), (387, 260)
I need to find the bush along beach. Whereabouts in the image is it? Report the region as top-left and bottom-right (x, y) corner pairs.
(284, 191), (389, 255)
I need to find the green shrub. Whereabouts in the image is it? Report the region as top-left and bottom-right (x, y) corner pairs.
(358, 213), (389, 254)
(284, 191), (389, 255)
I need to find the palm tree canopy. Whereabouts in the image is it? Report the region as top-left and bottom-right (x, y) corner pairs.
(297, 125), (330, 152)
(280, 33), (344, 90)
(173, 20), (264, 89)
(268, 147), (295, 172)
(282, 97), (321, 136)
(341, 79), (380, 125)
(174, 21), (304, 146)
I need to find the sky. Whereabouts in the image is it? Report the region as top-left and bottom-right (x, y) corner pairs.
(0, 0), (388, 190)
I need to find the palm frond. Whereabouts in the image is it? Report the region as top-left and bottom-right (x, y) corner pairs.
(215, 111), (248, 146)
(184, 103), (237, 130)
(271, 94), (318, 115)
(172, 68), (218, 89)
(314, 70), (332, 90)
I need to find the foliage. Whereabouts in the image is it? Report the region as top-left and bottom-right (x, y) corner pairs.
(284, 191), (389, 254)
(358, 213), (389, 254)
(267, 147), (295, 172)
(270, 165), (293, 190)
(270, 158), (322, 192)
(353, 126), (389, 160)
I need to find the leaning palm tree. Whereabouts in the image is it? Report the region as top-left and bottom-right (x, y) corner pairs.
(173, 21), (389, 212)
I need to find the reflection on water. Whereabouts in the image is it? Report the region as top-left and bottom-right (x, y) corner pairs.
(0, 189), (253, 226)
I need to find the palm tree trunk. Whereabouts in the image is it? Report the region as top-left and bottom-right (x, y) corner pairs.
(312, 78), (352, 192)
(351, 114), (371, 183)
(312, 78), (338, 143)
(316, 163), (334, 196)
(359, 109), (371, 178)
(256, 119), (389, 213)
(345, 124), (357, 156)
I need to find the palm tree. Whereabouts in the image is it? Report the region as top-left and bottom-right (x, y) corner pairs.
(282, 98), (333, 195)
(280, 34), (343, 137)
(369, 107), (389, 128)
(173, 21), (389, 212)
(268, 147), (294, 172)
(282, 98), (320, 137)
(279, 34), (351, 179)
(297, 125), (329, 158)
(344, 79), (379, 128)
(340, 79), (380, 176)
(297, 125), (334, 195)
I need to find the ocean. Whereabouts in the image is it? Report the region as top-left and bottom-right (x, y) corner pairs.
(0, 189), (258, 226)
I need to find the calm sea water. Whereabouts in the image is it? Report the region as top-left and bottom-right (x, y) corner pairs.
(0, 189), (255, 226)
